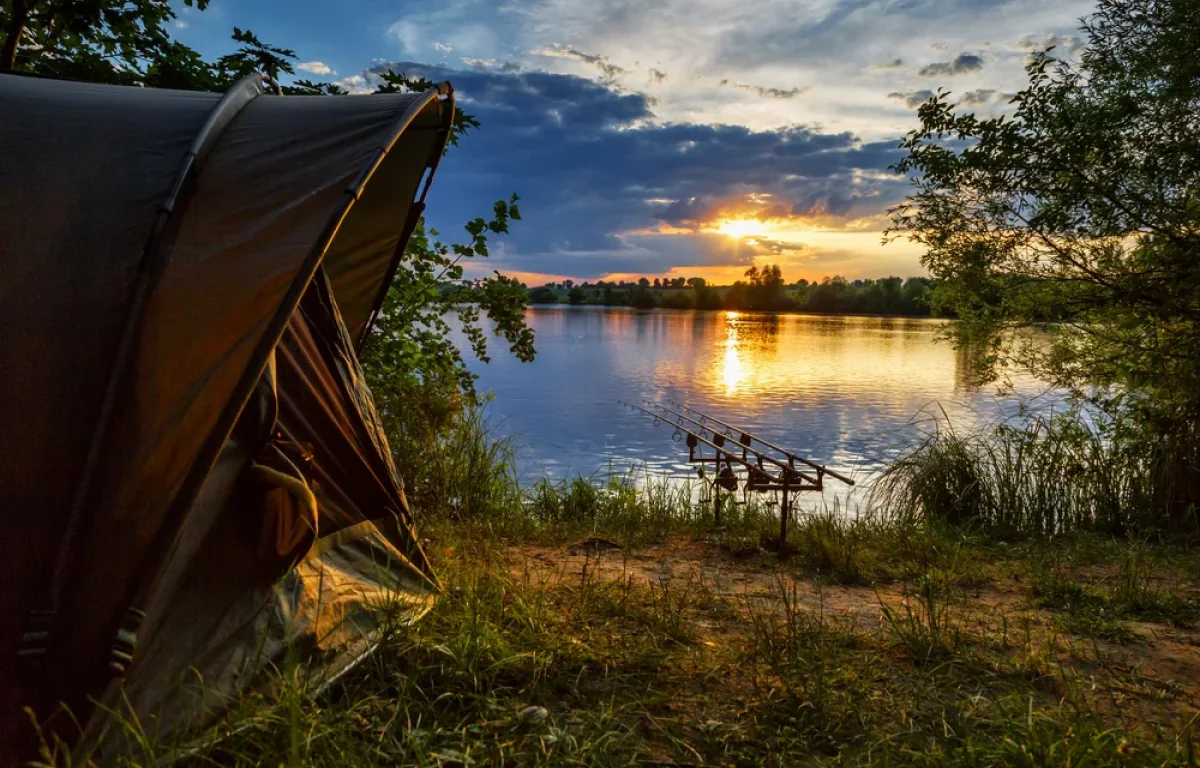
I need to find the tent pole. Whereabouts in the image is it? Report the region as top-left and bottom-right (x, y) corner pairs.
(357, 84), (456, 352)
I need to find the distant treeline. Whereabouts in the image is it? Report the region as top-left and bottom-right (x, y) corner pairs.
(523, 266), (937, 316)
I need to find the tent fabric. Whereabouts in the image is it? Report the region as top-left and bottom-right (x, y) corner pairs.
(104, 268), (438, 745)
(0, 77), (222, 704)
(0, 72), (453, 760)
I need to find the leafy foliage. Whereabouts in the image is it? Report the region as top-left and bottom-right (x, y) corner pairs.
(728, 264), (788, 311)
(888, 0), (1200, 518)
(530, 271), (934, 315)
(887, 0), (1200, 425)
(1, 0), (209, 82)
(216, 26), (295, 87)
(362, 195), (535, 422)
(373, 69), (481, 146)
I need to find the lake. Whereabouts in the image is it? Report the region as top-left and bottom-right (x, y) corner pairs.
(466, 307), (1058, 510)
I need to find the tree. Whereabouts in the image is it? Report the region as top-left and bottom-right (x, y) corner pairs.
(1, 0), (209, 82)
(888, 0), (1200, 515)
(528, 285), (559, 304)
(693, 284), (720, 310)
(687, 277), (707, 289)
(567, 286), (586, 305)
(629, 285), (657, 309)
(744, 264), (790, 311)
(362, 194), (533, 414)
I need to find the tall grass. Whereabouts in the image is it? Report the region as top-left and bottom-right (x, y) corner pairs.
(872, 409), (1198, 539)
(388, 404), (525, 523)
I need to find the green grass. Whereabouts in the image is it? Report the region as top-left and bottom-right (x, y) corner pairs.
(44, 409), (1200, 767)
(66, 506), (1199, 767)
(1029, 548), (1200, 630)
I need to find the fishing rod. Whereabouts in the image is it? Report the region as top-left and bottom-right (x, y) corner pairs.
(667, 399), (855, 486)
(622, 399), (827, 543)
(620, 401), (738, 462)
(642, 400), (820, 485)
(618, 401), (784, 483)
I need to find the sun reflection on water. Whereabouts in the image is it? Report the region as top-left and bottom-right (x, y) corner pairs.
(722, 317), (745, 394)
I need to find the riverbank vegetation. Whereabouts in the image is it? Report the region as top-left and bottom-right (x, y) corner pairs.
(525, 270), (937, 316)
(886, 0), (1200, 525)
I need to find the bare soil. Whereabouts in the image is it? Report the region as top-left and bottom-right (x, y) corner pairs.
(507, 535), (1200, 729)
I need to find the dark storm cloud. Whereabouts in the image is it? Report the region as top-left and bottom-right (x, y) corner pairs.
(363, 61), (905, 278)
(918, 52), (984, 77)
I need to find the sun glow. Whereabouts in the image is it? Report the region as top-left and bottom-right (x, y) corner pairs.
(714, 218), (765, 239)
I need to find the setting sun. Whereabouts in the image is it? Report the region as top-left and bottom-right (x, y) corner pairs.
(714, 218), (764, 239)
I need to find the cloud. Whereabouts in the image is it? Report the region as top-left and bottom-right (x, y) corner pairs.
(539, 44), (627, 81)
(297, 60), (333, 75)
(334, 74), (372, 94)
(749, 238), (813, 256)
(388, 19), (421, 53)
(918, 52), (984, 77)
(345, 60), (907, 278)
(869, 57), (905, 72)
(174, 20), (188, 29)
(929, 42), (950, 52)
(718, 79), (808, 99)
(959, 88), (996, 105)
(887, 90), (936, 108)
(434, 41), (453, 54)
(461, 57), (523, 73)
(1012, 32), (1085, 56)
(649, 68), (667, 83)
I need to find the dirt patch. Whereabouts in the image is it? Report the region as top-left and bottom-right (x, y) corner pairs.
(506, 535), (1200, 727)
(508, 536), (1022, 630)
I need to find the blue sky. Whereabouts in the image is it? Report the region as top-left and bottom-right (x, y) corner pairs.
(174, 0), (1095, 284)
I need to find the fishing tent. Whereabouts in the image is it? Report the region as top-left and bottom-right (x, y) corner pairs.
(0, 72), (452, 760)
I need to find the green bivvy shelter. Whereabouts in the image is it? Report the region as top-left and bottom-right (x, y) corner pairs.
(0, 72), (453, 760)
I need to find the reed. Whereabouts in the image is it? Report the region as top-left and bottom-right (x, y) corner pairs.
(871, 408), (1197, 539)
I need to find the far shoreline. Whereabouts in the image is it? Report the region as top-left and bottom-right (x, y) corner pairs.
(523, 303), (946, 321)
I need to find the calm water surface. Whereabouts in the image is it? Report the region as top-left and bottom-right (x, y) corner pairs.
(466, 307), (1057, 508)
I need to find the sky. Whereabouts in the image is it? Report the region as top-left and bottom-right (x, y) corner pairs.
(173, 0), (1096, 285)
